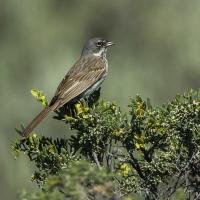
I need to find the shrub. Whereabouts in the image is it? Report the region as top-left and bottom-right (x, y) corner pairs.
(13, 89), (200, 200)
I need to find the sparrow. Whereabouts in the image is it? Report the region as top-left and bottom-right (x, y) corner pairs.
(21, 37), (115, 137)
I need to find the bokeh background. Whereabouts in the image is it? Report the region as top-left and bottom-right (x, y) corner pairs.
(1, 0), (200, 199)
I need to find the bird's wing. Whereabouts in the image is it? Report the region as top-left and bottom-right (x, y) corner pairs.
(50, 55), (107, 107)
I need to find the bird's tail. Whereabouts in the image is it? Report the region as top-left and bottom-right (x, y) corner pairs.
(21, 105), (56, 137)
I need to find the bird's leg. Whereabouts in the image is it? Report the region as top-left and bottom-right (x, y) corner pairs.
(79, 98), (88, 107)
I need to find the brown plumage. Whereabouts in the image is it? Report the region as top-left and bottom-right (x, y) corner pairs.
(21, 55), (107, 137)
(21, 37), (114, 137)
(49, 55), (108, 108)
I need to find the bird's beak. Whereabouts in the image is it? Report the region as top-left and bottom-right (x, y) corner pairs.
(106, 41), (115, 47)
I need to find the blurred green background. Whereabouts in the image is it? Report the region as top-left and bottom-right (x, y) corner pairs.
(1, 0), (200, 199)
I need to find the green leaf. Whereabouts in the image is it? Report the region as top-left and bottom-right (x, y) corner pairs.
(31, 89), (48, 107)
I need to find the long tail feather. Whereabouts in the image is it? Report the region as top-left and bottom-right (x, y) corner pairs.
(21, 105), (56, 137)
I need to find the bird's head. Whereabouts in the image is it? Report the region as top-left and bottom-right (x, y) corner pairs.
(81, 37), (115, 57)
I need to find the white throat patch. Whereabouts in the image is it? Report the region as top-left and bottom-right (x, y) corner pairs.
(93, 48), (106, 57)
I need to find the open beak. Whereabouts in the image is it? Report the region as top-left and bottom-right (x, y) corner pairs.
(106, 41), (115, 47)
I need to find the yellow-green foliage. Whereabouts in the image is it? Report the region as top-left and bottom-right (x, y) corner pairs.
(31, 89), (48, 107)
(13, 89), (200, 200)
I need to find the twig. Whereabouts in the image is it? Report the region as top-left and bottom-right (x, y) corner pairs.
(92, 152), (101, 170)
(164, 151), (199, 199)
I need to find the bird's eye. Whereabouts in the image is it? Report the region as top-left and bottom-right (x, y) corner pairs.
(96, 41), (103, 47)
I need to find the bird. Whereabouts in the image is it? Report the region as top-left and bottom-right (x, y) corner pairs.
(21, 37), (115, 137)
